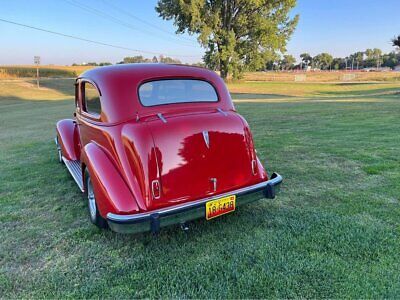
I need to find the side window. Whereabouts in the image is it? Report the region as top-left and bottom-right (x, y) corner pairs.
(83, 82), (101, 116)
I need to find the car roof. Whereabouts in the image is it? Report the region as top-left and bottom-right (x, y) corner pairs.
(78, 64), (234, 124)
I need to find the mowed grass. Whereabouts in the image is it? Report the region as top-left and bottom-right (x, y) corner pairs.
(1, 79), (400, 298)
(228, 81), (400, 99)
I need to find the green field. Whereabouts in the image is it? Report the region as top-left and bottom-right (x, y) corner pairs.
(1, 79), (400, 298)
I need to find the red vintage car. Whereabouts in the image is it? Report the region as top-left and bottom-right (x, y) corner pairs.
(55, 64), (282, 234)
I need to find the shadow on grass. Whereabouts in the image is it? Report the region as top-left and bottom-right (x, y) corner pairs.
(0, 95), (73, 105)
(26, 78), (75, 96)
(336, 82), (378, 86)
(318, 86), (400, 97)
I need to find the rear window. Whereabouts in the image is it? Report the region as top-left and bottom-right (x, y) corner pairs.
(139, 79), (218, 107)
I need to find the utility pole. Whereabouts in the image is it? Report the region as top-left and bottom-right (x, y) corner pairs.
(34, 56), (40, 88)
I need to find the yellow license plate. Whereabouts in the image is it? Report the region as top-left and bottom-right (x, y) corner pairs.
(206, 195), (236, 220)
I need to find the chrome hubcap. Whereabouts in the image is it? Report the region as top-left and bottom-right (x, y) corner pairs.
(87, 177), (97, 220)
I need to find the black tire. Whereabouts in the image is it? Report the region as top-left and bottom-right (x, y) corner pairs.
(84, 169), (108, 229)
(56, 136), (63, 164)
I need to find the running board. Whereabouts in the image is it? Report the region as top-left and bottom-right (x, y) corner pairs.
(62, 157), (84, 192)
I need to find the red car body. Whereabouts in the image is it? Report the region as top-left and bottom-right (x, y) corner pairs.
(56, 64), (282, 233)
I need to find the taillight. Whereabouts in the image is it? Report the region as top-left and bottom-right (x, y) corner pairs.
(244, 127), (257, 175)
(251, 159), (257, 175)
(151, 180), (161, 199)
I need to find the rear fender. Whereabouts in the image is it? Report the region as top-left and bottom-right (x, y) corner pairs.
(81, 142), (140, 217)
(56, 119), (80, 161)
(236, 113), (267, 179)
(255, 157), (268, 179)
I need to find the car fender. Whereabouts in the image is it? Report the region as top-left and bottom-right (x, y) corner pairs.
(81, 142), (140, 217)
(56, 119), (80, 161)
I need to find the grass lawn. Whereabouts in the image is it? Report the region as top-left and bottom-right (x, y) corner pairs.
(1, 79), (399, 298)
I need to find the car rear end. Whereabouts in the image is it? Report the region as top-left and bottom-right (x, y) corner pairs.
(106, 75), (282, 233)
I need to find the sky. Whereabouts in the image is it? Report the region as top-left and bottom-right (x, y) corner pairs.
(0, 0), (399, 65)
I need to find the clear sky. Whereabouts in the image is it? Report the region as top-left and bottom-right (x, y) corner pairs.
(0, 0), (399, 65)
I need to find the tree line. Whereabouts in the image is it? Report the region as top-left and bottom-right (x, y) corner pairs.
(71, 55), (199, 67)
(118, 55), (181, 64)
(72, 62), (112, 66)
(264, 46), (400, 71)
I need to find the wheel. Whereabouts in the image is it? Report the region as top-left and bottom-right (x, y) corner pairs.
(56, 137), (63, 163)
(84, 169), (108, 229)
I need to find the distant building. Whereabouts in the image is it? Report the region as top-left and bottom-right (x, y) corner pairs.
(394, 65), (400, 72)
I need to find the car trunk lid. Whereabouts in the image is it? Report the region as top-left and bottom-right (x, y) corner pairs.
(145, 110), (257, 208)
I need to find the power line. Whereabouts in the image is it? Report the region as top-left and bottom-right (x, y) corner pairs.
(0, 18), (200, 58)
(101, 0), (195, 43)
(63, 0), (198, 48)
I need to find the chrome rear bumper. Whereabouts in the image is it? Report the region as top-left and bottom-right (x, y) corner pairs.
(107, 173), (282, 234)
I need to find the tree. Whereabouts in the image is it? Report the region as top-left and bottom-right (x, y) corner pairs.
(392, 35), (400, 50)
(365, 48), (382, 68)
(373, 48), (383, 68)
(191, 62), (206, 67)
(300, 52), (312, 69)
(354, 52), (364, 70)
(313, 53), (333, 70)
(123, 56), (151, 63)
(264, 59), (279, 71)
(280, 54), (296, 70)
(382, 52), (399, 69)
(156, 0), (299, 80)
(158, 55), (181, 64)
(332, 57), (346, 70)
(348, 52), (364, 70)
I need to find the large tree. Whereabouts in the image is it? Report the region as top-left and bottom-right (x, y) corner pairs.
(156, 0), (299, 79)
